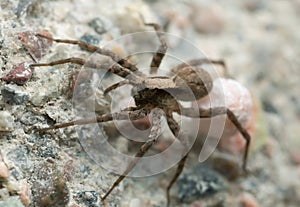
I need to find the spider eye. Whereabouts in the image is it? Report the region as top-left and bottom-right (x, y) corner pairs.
(173, 66), (213, 101)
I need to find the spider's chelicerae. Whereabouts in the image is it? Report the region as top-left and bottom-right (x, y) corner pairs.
(30, 21), (251, 206)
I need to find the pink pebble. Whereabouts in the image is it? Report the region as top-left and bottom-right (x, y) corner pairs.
(191, 201), (204, 207)
(19, 181), (31, 206)
(18, 30), (53, 59)
(1, 61), (34, 85)
(239, 193), (260, 207)
(0, 152), (9, 179)
(196, 78), (254, 155)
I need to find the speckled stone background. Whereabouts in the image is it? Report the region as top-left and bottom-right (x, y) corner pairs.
(0, 0), (300, 207)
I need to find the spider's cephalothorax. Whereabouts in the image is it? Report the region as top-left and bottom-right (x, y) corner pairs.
(132, 77), (177, 108)
(132, 65), (213, 108)
(30, 21), (251, 207)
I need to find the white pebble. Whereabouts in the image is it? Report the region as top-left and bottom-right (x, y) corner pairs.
(0, 111), (14, 132)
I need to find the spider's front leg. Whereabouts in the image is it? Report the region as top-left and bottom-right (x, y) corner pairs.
(29, 56), (135, 79)
(101, 108), (164, 201)
(34, 33), (138, 72)
(144, 22), (168, 74)
(165, 114), (190, 207)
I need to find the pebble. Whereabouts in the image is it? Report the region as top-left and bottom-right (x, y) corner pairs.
(190, 201), (204, 207)
(79, 34), (101, 45)
(129, 198), (151, 207)
(0, 188), (9, 201)
(0, 161), (9, 179)
(238, 192), (259, 207)
(290, 151), (300, 165)
(0, 111), (14, 132)
(177, 165), (226, 203)
(31, 161), (69, 207)
(1, 86), (29, 105)
(5, 180), (20, 193)
(0, 152), (9, 179)
(15, 0), (43, 18)
(7, 146), (31, 173)
(17, 30), (53, 59)
(243, 0), (265, 11)
(0, 197), (25, 207)
(88, 17), (107, 34)
(0, 62), (34, 85)
(15, 0), (34, 18)
(189, 3), (225, 34)
(19, 181), (31, 206)
(196, 78), (254, 155)
(75, 191), (99, 207)
(19, 112), (44, 126)
(29, 72), (63, 106)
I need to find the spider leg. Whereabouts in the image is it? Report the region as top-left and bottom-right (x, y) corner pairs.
(29, 57), (135, 78)
(101, 108), (163, 201)
(171, 58), (230, 77)
(144, 23), (168, 74)
(35, 33), (138, 72)
(103, 79), (130, 95)
(177, 106), (251, 171)
(165, 114), (190, 207)
(36, 108), (147, 132)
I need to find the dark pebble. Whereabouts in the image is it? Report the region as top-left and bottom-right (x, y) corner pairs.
(80, 34), (101, 46)
(177, 165), (226, 203)
(88, 17), (107, 34)
(262, 99), (278, 114)
(75, 191), (99, 207)
(1, 86), (29, 105)
(20, 112), (44, 125)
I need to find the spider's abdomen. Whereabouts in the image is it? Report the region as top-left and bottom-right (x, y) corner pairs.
(172, 66), (213, 101)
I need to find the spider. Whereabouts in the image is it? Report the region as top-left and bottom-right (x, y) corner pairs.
(30, 21), (251, 206)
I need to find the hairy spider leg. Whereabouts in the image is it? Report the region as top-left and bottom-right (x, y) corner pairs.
(103, 80), (130, 95)
(101, 108), (163, 201)
(144, 23), (168, 74)
(36, 108), (147, 132)
(171, 58), (230, 76)
(103, 22), (169, 93)
(30, 57), (136, 79)
(177, 106), (251, 171)
(35, 33), (138, 72)
(165, 114), (190, 207)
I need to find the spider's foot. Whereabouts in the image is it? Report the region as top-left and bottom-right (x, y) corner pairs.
(35, 33), (53, 40)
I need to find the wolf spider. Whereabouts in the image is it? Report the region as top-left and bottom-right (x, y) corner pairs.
(30, 22), (251, 206)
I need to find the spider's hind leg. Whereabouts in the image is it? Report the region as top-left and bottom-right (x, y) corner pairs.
(171, 58), (231, 77)
(178, 106), (251, 171)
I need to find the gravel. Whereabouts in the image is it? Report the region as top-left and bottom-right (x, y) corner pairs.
(0, 0), (299, 207)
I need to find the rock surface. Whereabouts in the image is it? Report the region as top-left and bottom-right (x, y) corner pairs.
(0, 0), (299, 207)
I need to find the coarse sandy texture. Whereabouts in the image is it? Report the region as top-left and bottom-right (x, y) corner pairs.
(0, 0), (300, 207)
